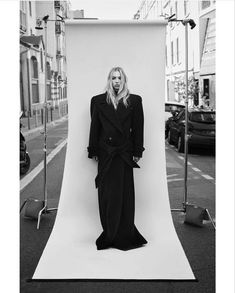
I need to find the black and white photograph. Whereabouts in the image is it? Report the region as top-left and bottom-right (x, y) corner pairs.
(0, 0), (234, 292)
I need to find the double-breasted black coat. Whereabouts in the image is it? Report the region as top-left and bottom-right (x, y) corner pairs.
(88, 92), (147, 250)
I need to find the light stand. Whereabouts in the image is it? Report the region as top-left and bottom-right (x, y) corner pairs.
(167, 16), (215, 229)
(21, 15), (65, 229)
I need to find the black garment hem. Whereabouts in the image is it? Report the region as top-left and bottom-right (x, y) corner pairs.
(96, 241), (148, 251)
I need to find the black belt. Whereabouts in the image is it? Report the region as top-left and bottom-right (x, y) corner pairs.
(95, 141), (140, 188)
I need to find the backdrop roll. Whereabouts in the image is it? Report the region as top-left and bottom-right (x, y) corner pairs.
(33, 20), (195, 280)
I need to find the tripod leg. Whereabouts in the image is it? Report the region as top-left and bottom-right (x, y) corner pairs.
(205, 209), (216, 230)
(37, 206), (46, 230)
(20, 200), (27, 213)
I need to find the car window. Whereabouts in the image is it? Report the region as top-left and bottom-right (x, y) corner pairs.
(165, 104), (185, 113)
(190, 112), (215, 123)
(177, 112), (185, 122)
(165, 105), (171, 112)
(175, 111), (185, 122)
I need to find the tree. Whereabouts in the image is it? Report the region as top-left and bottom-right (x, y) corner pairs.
(174, 75), (199, 106)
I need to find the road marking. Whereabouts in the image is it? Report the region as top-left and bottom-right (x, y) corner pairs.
(165, 142), (215, 182)
(191, 167), (215, 181)
(192, 167), (201, 172)
(167, 174), (178, 178)
(167, 176), (200, 183)
(201, 174), (214, 180)
(177, 155), (192, 165)
(167, 178), (184, 182)
(20, 139), (67, 191)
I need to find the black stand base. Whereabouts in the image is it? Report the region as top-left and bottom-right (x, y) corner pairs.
(20, 199), (57, 230)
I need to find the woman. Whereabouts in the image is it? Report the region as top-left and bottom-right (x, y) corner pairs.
(87, 67), (147, 251)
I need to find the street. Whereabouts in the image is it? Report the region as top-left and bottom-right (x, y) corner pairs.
(165, 141), (215, 220)
(20, 118), (215, 217)
(20, 119), (215, 293)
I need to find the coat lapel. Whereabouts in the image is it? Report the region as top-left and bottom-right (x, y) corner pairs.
(97, 95), (124, 134)
(97, 94), (133, 134)
(116, 101), (133, 123)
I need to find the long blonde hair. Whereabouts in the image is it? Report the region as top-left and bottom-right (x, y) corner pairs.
(105, 67), (130, 109)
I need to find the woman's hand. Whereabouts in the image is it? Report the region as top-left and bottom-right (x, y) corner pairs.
(93, 156), (99, 162)
(133, 156), (140, 163)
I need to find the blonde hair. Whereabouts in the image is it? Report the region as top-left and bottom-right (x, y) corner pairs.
(105, 67), (130, 109)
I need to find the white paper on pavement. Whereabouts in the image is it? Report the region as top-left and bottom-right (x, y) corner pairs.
(33, 20), (195, 280)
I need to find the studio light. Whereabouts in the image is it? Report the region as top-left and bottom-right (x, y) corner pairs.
(182, 19), (196, 30)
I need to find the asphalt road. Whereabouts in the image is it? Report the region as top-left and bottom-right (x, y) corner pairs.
(20, 118), (68, 180)
(165, 141), (215, 219)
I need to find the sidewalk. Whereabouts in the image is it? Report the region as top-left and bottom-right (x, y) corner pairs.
(21, 104), (68, 137)
(21, 114), (68, 140)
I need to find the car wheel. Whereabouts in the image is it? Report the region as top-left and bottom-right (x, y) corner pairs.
(167, 130), (174, 144)
(177, 134), (184, 153)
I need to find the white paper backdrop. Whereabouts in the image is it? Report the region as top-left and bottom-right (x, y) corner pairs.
(33, 20), (195, 280)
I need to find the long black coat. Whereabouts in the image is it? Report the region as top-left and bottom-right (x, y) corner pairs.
(88, 92), (147, 250)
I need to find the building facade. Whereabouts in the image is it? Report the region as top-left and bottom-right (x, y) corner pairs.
(20, 0), (70, 116)
(198, 0), (216, 109)
(134, 0), (216, 109)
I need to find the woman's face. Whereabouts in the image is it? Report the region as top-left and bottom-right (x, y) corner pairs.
(111, 71), (121, 92)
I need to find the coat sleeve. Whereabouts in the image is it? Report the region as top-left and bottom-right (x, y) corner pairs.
(132, 95), (145, 157)
(87, 97), (101, 158)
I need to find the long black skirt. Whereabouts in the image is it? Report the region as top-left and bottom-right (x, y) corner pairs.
(96, 155), (147, 251)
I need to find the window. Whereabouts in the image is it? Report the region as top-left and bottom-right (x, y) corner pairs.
(64, 86), (67, 99)
(20, 1), (27, 32)
(29, 1), (32, 16)
(201, 1), (210, 10)
(46, 62), (51, 80)
(169, 6), (173, 27)
(40, 50), (43, 71)
(175, 1), (178, 18)
(171, 41), (174, 65)
(190, 112), (215, 123)
(31, 56), (38, 78)
(165, 46), (168, 67)
(177, 111), (185, 122)
(31, 57), (39, 103)
(46, 62), (51, 100)
(184, 0), (189, 16)
(176, 38), (179, 63)
(47, 84), (52, 100)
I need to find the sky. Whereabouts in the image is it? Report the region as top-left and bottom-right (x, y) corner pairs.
(69, 0), (141, 19)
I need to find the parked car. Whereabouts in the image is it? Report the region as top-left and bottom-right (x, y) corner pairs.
(165, 101), (185, 123)
(166, 108), (215, 152)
